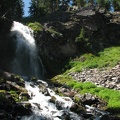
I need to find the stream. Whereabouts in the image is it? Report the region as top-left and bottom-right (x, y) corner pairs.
(21, 80), (84, 120)
(10, 21), (110, 120)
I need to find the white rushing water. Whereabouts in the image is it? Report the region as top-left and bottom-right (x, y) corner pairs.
(10, 21), (42, 78)
(10, 22), (83, 120)
(21, 80), (83, 120)
(10, 22), (109, 120)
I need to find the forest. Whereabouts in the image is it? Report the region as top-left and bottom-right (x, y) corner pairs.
(0, 0), (120, 20)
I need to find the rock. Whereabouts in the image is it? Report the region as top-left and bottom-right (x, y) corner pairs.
(6, 81), (27, 92)
(100, 114), (110, 120)
(69, 63), (120, 90)
(14, 104), (31, 116)
(64, 91), (75, 97)
(19, 92), (30, 101)
(0, 71), (12, 80)
(70, 103), (85, 114)
(49, 96), (56, 104)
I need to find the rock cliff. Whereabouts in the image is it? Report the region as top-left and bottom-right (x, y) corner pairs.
(36, 8), (120, 60)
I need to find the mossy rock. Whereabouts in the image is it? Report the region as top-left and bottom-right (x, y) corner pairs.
(19, 92), (30, 101)
(74, 94), (82, 103)
(24, 103), (31, 108)
(49, 96), (56, 103)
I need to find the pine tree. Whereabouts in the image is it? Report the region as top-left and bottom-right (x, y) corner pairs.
(0, 0), (24, 20)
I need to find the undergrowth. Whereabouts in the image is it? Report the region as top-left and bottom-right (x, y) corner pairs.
(67, 47), (120, 72)
(51, 46), (120, 113)
(51, 75), (120, 113)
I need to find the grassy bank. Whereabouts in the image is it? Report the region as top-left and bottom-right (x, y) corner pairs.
(51, 46), (120, 113)
(66, 46), (120, 73)
(51, 75), (120, 113)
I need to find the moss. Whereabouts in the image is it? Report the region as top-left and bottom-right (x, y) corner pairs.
(31, 77), (38, 82)
(9, 90), (20, 102)
(47, 28), (63, 37)
(49, 96), (56, 103)
(0, 92), (6, 101)
(0, 90), (6, 93)
(0, 77), (5, 83)
(74, 95), (81, 103)
(28, 22), (44, 33)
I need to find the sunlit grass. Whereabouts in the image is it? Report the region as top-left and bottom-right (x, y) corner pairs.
(51, 74), (120, 113)
(51, 46), (120, 113)
(67, 47), (120, 72)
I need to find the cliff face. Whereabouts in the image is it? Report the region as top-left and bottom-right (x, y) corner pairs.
(36, 8), (120, 60)
(0, 8), (120, 72)
(0, 18), (14, 71)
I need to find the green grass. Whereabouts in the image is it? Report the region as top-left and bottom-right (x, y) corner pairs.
(50, 46), (120, 113)
(51, 75), (120, 112)
(67, 47), (120, 72)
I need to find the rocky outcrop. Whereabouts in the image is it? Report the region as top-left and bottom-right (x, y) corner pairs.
(0, 70), (31, 119)
(69, 63), (120, 90)
(36, 8), (120, 60)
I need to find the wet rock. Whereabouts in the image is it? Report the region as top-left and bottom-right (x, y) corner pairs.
(55, 100), (64, 110)
(99, 114), (110, 120)
(14, 104), (31, 116)
(19, 92), (30, 101)
(6, 81), (27, 92)
(0, 71), (12, 80)
(49, 96), (56, 104)
(22, 103), (32, 109)
(33, 103), (41, 109)
(70, 103), (85, 114)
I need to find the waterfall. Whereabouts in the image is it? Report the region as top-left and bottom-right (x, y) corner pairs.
(10, 21), (109, 120)
(10, 21), (42, 78)
(21, 80), (83, 120)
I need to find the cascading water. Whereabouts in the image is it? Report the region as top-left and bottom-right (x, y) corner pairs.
(21, 80), (84, 120)
(10, 21), (42, 78)
(10, 22), (83, 120)
(10, 22), (109, 120)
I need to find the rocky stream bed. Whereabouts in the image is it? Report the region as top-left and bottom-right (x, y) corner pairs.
(0, 66), (120, 120)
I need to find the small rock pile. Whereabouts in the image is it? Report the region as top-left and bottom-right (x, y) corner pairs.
(69, 64), (120, 90)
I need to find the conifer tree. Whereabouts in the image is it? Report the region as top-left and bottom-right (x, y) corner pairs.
(0, 0), (24, 20)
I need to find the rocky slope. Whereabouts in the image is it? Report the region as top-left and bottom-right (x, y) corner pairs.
(0, 70), (31, 119)
(36, 7), (120, 61)
(69, 63), (120, 91)
(0, 69), (120, 120)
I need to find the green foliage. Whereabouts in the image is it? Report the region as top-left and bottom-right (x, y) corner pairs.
(112, 0), (120, 11)
(47, 28), (63, 37)
(0, 77), (5, 83)
(75, 0), (86, 8)
(29, 0), (59, 18)
(75, 27), (91, 52)
(51, 74), (120, 112)
(97, 0), (111, 9)
(0, 0), (24, 20)
(28, 22), (44, 33)
(0, 92), (7, 102)
(9, 90), (19, 102)
(75, 28), (88, 42)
